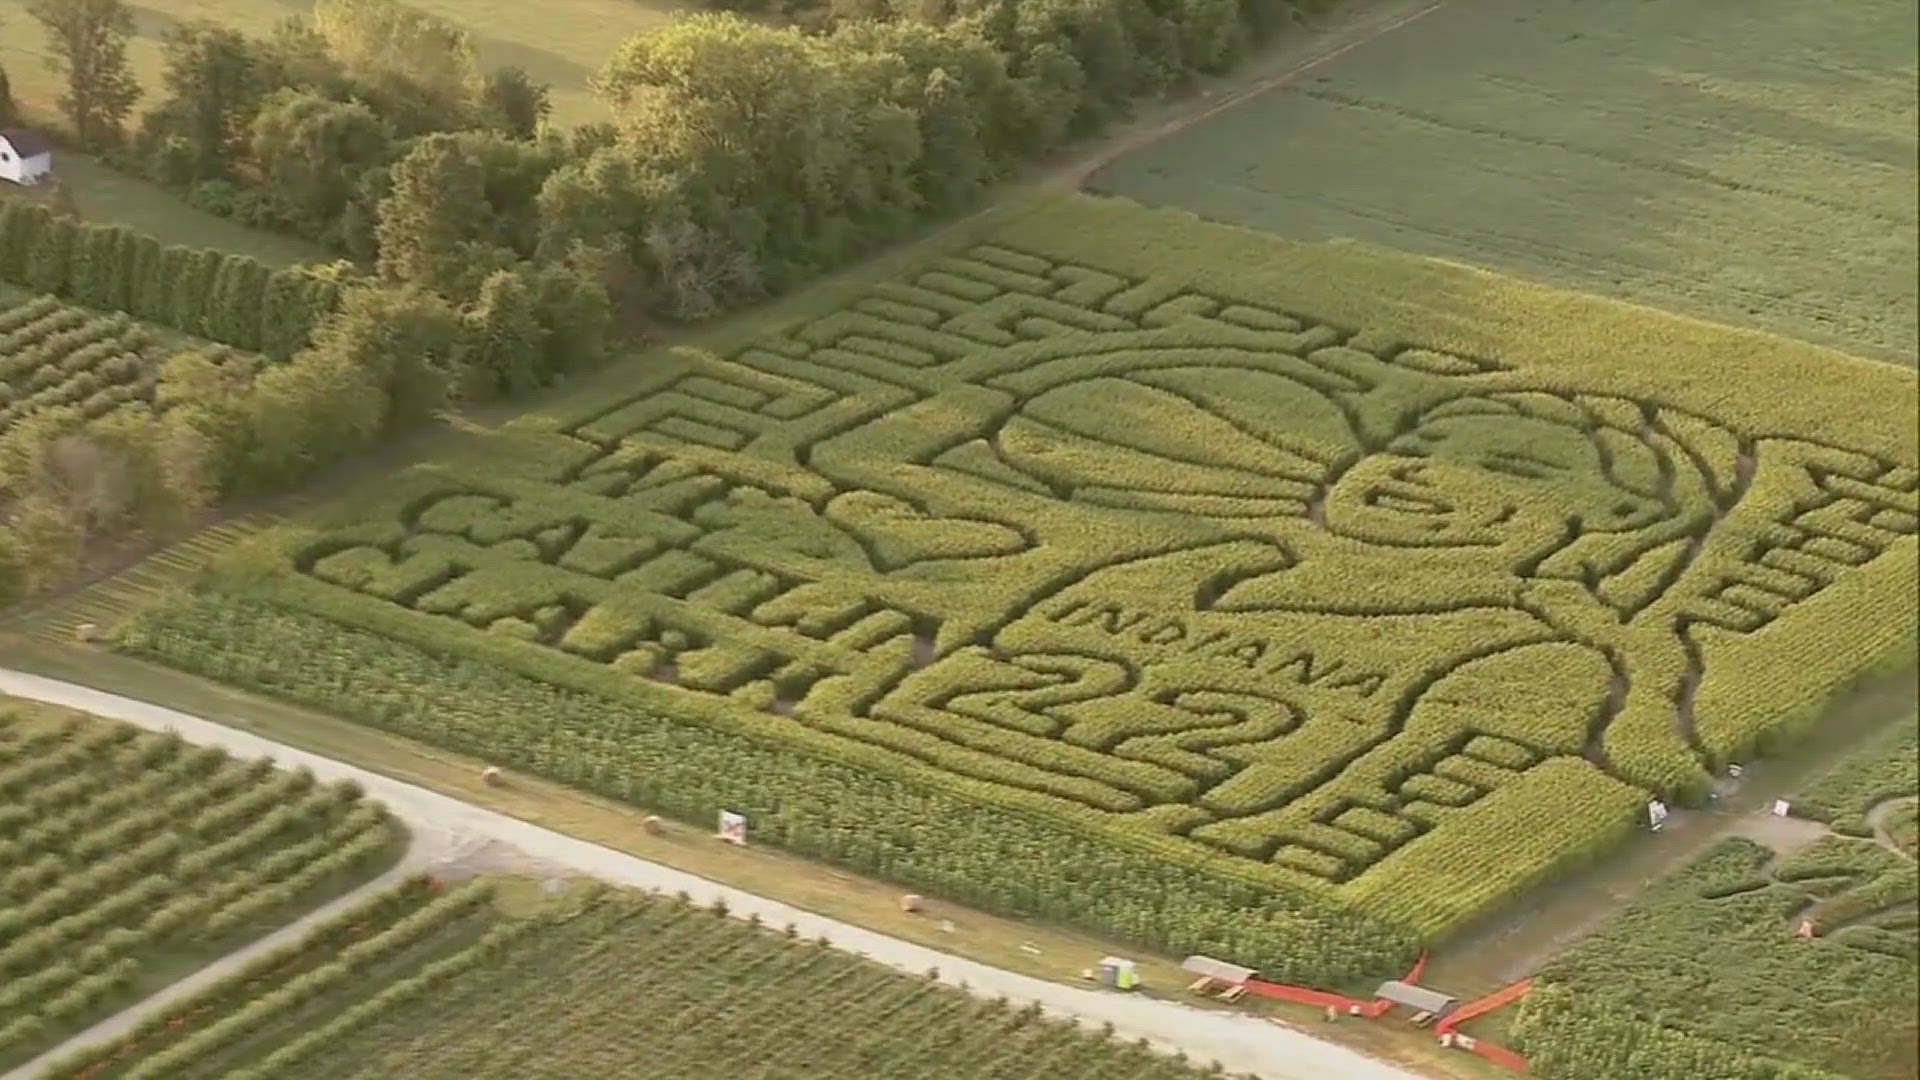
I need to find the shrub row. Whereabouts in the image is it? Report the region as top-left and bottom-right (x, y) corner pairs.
(0, 712), (402, 1067)
(0, 202), (339, 360)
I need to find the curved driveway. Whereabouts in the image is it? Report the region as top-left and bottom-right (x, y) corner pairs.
(0, 668), (1424, 1080)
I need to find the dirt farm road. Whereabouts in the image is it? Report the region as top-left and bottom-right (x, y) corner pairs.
(0, 668), (1425, 1080)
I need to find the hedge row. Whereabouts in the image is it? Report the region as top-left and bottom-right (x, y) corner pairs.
(0, 201), (337, 360)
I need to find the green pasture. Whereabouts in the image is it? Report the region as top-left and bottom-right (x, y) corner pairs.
(1088, 0), (1920, 366)
(0, 0), (683, 131)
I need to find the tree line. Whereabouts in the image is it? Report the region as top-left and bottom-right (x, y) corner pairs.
(7, 0), (1327, 319)
(0, 0), (1327, 602)
(0, 199), (607, 604)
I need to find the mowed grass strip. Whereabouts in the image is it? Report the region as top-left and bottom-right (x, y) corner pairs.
(1088, 0), (1920, 365)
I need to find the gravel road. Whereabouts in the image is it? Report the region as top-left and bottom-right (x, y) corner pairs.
(0, 668), (1426, 1080)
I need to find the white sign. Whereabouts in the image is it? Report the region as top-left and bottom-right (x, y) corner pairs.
(1772, 800), (1792, 817)
(1647, 799), (1669, 831)
(717, 810), (748, 845)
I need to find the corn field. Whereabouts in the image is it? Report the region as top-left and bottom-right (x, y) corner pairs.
(112, 193), (1918, 982)
(59, 877), (1253, 1080)
(0, 702), (404, 1069)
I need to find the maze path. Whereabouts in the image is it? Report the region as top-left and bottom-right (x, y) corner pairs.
(269, 240), (1918, 900)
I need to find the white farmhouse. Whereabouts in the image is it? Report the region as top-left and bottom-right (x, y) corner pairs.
(0, 128), (54, 186)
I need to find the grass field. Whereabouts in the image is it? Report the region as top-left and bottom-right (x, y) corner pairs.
(1511, 713), (1918, 1080)
(0, 696), (402, 1070)
(1087, 0), (1920, 367)
(0, 159), (327, 269)
(45, 876), (1244, 1080)
(0, 0), (685, 131)
(104, 191), (1919, 986)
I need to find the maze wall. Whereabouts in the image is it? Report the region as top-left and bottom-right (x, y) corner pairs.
(209, 220), (1920, 935)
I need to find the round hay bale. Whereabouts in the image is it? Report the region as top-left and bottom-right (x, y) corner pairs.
(899, 893), (924, 914)
(480, 766), (503, 786)
(73, 623), (99, 644)
(641, 815), (665, 835)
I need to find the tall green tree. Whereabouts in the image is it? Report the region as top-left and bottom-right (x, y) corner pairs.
(595, 15), (921, 280)
(375, 133), (500, 297)
(26, 213), (76, 295)
(299, 284), (465, 427)
(140, 22), (261, 182)
(0, 61), (17, 127)
(0, 201), (46, 284)
(243, 347), (386, 488)
(248, 89), (392, 239)
(25, 0), (141, 147)
(311, 0), (478, 135)
(460, 267), (548, 397)
(0, 528), (27, 607)
(477, 66), (549, 140)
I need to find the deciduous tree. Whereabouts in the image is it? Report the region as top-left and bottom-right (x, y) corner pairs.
(25, 0), (140, 147)
(311, 0), (477, 135)
(375, 133), (500, 297)
(0, 528), (26, 605)
(460, 267), (548, 397)
(478, 66), (549, 140)
(248, 89), (392, 238)
(0, 61), (17, 127)
(140, 22), (261, 182)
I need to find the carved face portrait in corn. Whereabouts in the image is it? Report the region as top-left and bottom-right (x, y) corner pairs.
(1321, 395), (1677, 556)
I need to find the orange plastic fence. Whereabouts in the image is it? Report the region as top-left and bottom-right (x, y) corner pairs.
(1401, 950), (1430, 985)
(1434, 978), (1536, 1074)
(1240, 979), (1376, 1012)
(1435, 977), (1534, 1037)
(1241, 950), (1433, 1019)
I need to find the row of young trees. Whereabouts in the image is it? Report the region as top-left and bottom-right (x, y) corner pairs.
(0, 202), (341, 359)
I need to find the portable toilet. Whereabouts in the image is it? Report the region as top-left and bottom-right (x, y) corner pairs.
(1098, 957), (1139, 991)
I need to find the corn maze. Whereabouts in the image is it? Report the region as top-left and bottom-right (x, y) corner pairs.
(0, 296), (160, 439)
(117, 196), (1920, 969)
(1514, 715), (1920, 1080)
